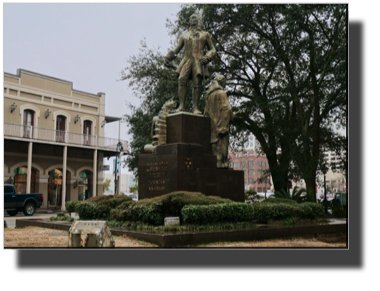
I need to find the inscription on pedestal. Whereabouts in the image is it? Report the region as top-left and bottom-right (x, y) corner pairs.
(146, 161), (168, 191)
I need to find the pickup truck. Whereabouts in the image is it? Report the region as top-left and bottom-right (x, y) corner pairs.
(4, 184), (44, 216)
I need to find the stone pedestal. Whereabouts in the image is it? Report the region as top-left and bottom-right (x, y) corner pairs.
(138, 113), (244, 202)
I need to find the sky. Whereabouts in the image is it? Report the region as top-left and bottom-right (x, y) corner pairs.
(3, 3), (182, 174)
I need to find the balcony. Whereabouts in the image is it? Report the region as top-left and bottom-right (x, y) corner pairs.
(4, 123), (127, 151)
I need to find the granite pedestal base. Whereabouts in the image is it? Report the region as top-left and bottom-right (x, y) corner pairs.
(138, 114), (244, 202)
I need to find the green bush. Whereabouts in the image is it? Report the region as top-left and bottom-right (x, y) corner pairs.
(271, 187), (307, 203)
(181, 202), (255, 225)
(262, 198), (297, 204)
(49, 215), (74, 223)
(252, 202), (324, 223)
(110, 191), (232, 224)
(75, 195), (133, 220)
(111, 202), (164, 225)
(56, 212), (65, 217)
(66, 200), (82, 213)
(76, 202), (102, 220)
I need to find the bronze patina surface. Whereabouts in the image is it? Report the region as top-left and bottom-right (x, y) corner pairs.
(164, 12), (216, 115)
(204, 75), (238, 168)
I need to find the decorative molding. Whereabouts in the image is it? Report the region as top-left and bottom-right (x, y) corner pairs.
(45, 164), (75, 176)
(9, 161), (44, 175)
(19, 104), (41, 127)
(4, 94), (99, 115)
(53, 110), (71, 132)
(76, 166), (93, 177)
(80, 115), (97, 131)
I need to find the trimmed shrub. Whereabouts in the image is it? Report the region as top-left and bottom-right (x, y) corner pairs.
(111, 191), (232, 223)
(77, 195), (133, 220)
(262, 198), (297, 204)
(111, 202), (164, 225)
(252, 202), (324, 223)
(66, 200), (82, 214)
(49, 214), (74, 222)
(181, 203), (254, 225)
(56, 212), (65, 217)
(76, 202), (102, 220)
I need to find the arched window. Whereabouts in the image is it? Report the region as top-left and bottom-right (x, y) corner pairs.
(13, 166), (36, 194)
(83, 120), (92, 145)
(23, 110), (34, 138)
(56, 115), (66, 142)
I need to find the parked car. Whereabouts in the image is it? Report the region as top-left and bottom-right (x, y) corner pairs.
(4, 184), (44, 216)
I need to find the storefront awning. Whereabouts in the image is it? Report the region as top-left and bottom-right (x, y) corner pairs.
(104, 116), (122, 124)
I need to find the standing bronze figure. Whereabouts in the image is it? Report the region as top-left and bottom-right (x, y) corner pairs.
(204, 75), (238, 168)
(164, 12), (216, 115)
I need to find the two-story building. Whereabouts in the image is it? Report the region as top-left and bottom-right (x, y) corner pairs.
(3, 69), (128, 210)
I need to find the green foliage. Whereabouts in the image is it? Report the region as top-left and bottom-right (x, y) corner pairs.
(56, 212), (65, 217)
(268, 217), (328, 226)
(49, 215), (74, 223)
(244, 187), (259, 202)
(110, 191), (232, 225)
(262, 198), (297, 204)
(181, 203), (255, 225)
(103, 178), (111, 192)
(272, 186), (307, 203)
(170, 4), (347, 200)
(252, 202), (325, 223)
(76, 202), (102, 220)
(77, 195), (133, 220)
(120, 40), (197, 177)
(129, 180), (138, 194)
(66, 200), (82, 214)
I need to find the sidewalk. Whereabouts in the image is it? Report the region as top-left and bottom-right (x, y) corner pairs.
(36, 208), (65, 214)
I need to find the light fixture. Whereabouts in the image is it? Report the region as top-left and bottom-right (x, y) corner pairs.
(45, 109), (51, 119)
(11, 102), (17, 113)
(74, 115), (80, 124)
(101, 120), (106, 128)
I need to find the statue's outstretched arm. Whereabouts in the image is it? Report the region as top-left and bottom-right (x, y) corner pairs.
(165, 35), (184, 60)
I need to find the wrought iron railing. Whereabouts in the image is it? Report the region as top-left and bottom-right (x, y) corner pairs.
(4, 123), (127, 150)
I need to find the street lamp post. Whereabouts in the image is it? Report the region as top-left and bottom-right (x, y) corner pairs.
(114, 142), (124, 195)
(321, 164), (328, 213)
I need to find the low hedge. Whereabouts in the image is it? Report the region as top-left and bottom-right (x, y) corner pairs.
(110, 191), (233, 224)
(69, 195), (133, 220)
(68, 192), (325, 226)
(252, 202), (325, 223)
(261, 198), (297, 204)
(111, 203), (164, 225)
(66, 200), (82, 213)
(181, 202), (325, 225)
(181, 203), (254, 224)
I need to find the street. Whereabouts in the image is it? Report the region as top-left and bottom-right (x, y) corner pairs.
(4, 212), (57, 228)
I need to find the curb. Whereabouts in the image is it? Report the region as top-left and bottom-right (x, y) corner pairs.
(16, 219), (347, 247)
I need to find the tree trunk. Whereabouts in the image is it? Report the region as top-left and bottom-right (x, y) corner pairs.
(267, 159), (289, 193)
(304, 176), (317, 202)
